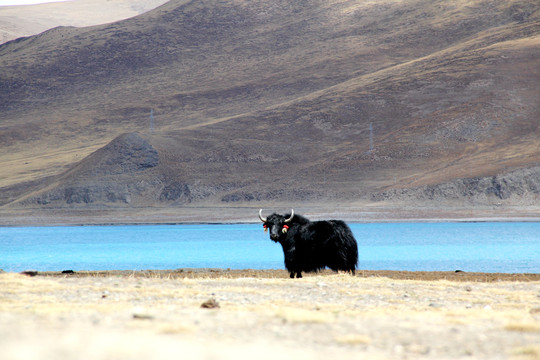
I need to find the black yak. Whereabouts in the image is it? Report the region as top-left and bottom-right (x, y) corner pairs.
(259, 209), (358, 278)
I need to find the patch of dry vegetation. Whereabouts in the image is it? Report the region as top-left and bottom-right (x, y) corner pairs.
(1, 272), (539, 359)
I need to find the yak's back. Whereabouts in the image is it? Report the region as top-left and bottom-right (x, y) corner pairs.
(302, 219), (353, 241)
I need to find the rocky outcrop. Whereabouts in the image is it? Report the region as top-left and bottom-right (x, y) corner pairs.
(91, 132), (159, 176)
(23, 133), (159, 206)
(371, 166), (540, 204)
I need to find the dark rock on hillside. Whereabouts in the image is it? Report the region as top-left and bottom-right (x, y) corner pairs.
(94, 132), (159, 175)
(221, 189), (320, 203)
(22, 133), (160, 206)
(371, 166), (540, 204)
(159, 182), (192, 202)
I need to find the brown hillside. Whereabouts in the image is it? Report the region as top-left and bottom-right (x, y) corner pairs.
(0, 0), (538, 222)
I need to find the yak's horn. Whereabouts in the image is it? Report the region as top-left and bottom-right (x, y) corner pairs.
(284, 209), (294, 223)
(258, 209), (267, 222)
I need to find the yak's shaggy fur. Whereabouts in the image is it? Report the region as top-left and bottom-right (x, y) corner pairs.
(260, 211), (358, 278)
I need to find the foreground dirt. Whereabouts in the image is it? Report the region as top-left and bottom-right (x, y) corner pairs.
(1, 271), (539, 360)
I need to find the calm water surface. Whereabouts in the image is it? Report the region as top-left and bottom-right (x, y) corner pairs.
(0, 222), (538, 273)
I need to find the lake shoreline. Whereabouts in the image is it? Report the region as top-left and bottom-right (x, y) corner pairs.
(21, 268), (540, 282)
(1, 217), (539, 227)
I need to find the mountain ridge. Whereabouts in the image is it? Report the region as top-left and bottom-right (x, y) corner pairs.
(0, 0), (538, 221)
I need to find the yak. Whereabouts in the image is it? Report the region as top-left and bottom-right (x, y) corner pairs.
(259, 209), (358, 278)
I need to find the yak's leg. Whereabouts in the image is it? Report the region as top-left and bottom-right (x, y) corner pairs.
(296, 272), (302, 278)
(289, 271), (295, 278)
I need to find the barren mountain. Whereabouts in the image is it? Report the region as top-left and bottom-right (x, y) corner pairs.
(0, 0), (538, 223)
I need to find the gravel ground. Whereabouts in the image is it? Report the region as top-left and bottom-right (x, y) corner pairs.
(1, 271), (539, 360)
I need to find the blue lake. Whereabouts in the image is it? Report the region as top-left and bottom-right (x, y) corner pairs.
(0, 222), (539, 273)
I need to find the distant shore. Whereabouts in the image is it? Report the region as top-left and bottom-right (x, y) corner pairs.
(0, 205), (539, 226)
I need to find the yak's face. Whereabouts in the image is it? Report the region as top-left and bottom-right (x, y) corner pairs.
(263, 214), (291, 242)
(259, 209), (294, 242)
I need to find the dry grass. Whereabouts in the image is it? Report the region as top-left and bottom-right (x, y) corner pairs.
(505, 324), (540, 333)
(335, 334), (373, 345)
(1, 272), (539, 359)
(512, 345), (540, 359)
(0, 142), (105, 187)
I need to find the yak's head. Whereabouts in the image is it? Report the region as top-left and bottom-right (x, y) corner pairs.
(259, 209), (294, 242)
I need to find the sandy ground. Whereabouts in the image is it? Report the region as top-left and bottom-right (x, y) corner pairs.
(1, 270), (539, 360)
